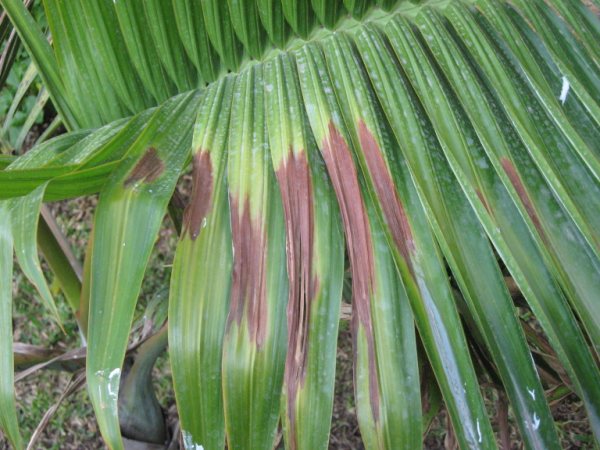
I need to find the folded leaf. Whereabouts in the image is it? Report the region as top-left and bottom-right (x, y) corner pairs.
(169, 78), (234, 450)
(264, 53), (345, 450)
(221, 64), (288, 450)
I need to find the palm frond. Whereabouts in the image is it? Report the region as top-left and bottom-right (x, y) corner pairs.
(220, 64), (288, 450)
(264, 53), (346, 450)
(85, 91), (200, 450)
(0, 0), (598, 449)
(169, 79), (233, 450)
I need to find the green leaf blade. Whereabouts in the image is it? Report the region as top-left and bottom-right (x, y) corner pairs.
(169, 78), (234, 450)
(364, 11), (600, 440)
(221, 65), (288, 450)
(86, 91), (200, 450)
(10, 183), (62, 324)
(0, 202), (23, 450)
(264, 54), (345, 450)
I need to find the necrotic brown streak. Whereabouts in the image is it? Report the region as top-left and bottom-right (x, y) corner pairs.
(321, 121), (380, 421)
(358, 120), (414, 266)
(124, 147), (165, 187)
(228, 197), (269, 347)
(476, 189), (492, 215)
(183, 151), (214, 240)
(500, 157), (547, 243)
(275, 150), (316, 448)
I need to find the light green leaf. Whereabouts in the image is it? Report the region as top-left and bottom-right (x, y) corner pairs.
(0, 202), (23, 450)
(221, 64), (288, 450)
(169, 78), (234, 450)
(10, 183), (61, 323)
(86, 91), (200, 450)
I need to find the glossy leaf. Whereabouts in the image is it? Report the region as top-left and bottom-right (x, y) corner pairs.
(86, 91), (200, 449)
(221, 64), (288, 450)
(0, 1), (598, 449)
(264, 53), (345, 450)
(443, 1), (600, 356)
(169, 79), (233, 450)
(355, 22), (561, 446)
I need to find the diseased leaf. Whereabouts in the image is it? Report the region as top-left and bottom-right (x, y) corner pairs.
(221, 64), (288, 450)
(300, 41), (478, 449)
(264, 53), (345, 450)
(86, 91), (200, 450)
(370, 11), (600, 438)
(354, 23), (560, 447)
(1, 1), (599, 449)
(169, 78), (234, 450)
(316, 37), (425, 449)
(440, 2), (600, 356)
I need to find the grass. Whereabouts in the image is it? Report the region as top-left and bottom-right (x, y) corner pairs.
(10, 258), (101, 449)
(5, 194), (176, 449)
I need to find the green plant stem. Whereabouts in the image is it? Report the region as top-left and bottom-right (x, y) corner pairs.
(118, 325), (168, 444)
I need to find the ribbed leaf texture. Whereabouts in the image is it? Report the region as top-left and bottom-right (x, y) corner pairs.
(0, 0), (599, 449)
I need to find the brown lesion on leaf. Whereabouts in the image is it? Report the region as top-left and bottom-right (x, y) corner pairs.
(583, 0), (600, 17)
(182, 151), (214, 240)
(123, 147), (165, 187)
(476, 189), (492, 215)
(358, 120), (415, 267)
(228, 196), (269, 347)
(321, 121), (380, 422)
(275, 149), (317, 448)
(500, 157), (548, 243)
